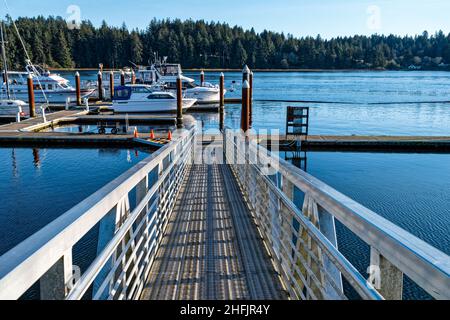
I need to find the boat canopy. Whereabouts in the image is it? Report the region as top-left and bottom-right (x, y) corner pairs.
(113, 86), (132, 100)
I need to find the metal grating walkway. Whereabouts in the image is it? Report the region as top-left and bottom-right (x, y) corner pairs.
(140, 163), (286, 300)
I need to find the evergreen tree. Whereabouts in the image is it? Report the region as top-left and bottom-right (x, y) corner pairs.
(51, 30), (74, 68)
(2, 16), (450, 70)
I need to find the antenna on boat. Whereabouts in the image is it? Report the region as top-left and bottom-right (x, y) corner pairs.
(0, 20), (11, 99)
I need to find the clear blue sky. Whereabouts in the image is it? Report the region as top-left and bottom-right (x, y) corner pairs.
(2, 0), (450, 38)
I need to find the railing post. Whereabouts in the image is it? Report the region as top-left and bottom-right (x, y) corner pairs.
(370, 247), (403, 300)
(298, 195), (325, 299)
(40, 252), (73, 300)
(93, 195), (130, 299)
(136, 176), (149, 207)
(281, 176), (294, 201)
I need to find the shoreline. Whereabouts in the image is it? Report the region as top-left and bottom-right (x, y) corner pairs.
(48, 67), (450, 73)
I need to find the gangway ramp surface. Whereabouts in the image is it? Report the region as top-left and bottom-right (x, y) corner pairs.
(141, 163), (286, 300)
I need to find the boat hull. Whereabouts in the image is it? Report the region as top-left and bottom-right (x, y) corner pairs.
(112, 98), (197, 113)
(0, 100), (28, 116)
(3, 89), (95, 104)
(184, 87), (226, 104)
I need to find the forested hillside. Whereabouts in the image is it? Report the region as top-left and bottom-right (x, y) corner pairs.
(2, 16), (450, 70)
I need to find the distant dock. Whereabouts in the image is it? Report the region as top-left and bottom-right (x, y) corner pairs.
(1, 110), (449, 151)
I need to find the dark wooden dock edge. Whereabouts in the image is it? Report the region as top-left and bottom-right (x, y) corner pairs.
(0, 135), (162, 150)
(253, 135), (450, 153)
(300, 140), (450, 152)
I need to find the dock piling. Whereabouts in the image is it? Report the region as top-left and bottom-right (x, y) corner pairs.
(200, 70), (205, 86)
(27, 73), (36, 118)
(109, 71), (115, 101)
(241, 80), (250, 132)
(242, 65), (250, 83)
(249, 71), (253, 126)
(176, 74), (183, 129)
(75, 72), (82, 106)
(120, 70), (125, 86)
(219, 72), (225, 131)
(97, 71), (103, 101)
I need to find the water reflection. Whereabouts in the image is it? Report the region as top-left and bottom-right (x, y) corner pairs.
(11, 148), (18, 178)
(285, 150), (308, 172)
(0, 147), (153, 256)
(32, 148), (41, 169)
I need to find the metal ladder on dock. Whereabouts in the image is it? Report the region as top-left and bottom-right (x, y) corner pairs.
(0, 126), (449, 300)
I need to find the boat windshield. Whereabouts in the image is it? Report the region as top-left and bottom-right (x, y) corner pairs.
(113, 87), (132, 100)
(131, 86), (152, 94)
(155, 64), (180, 76)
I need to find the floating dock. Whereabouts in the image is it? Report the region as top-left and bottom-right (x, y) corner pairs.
(202, 134), (450, 152)
(0, 110), (182, 148)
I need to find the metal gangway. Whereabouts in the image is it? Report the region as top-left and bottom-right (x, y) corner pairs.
(0, 126), (449, 300)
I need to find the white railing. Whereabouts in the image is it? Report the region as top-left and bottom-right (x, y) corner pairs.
(0, 127), (196, 300)
(224, 129), (450, 300)
(1, 127), (448, 300)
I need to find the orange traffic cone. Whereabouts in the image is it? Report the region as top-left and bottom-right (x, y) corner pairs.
(133, 127), (138, 138)
(167, 130), (172, 141)
(150, 129), (155, 140)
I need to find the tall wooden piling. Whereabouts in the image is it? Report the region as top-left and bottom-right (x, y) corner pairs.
(249, 71), (253, 126)
(176, 74), (183, 129)
(27, 73), (36, 118)
(109, 71), (115, 101)
(241, 80), (250, 132)
(121, 70), (125, 86)
(75, 72), (82, 106)
(97, 71), (103, 101)
(242, 65), (250, 83)
(219, 72), (225, 131)
(200, 70), (205, 86)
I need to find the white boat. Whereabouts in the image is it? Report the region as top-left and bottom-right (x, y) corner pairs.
(133, 58), (226, 104)
(1, 61), (96, 104)
(0, 21), (27, 116)
(0, 99), (27, 116)
(111, 84), (197, 113)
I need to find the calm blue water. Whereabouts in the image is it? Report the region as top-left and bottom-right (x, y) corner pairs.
(2, 71), (449, 299)
(295, 151), (450, 299)
(0, 147), (151, 256)
(186, 71), (450, 135)
(62, 70), (450, 135)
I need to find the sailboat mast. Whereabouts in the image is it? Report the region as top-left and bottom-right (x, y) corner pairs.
(1, 21), (11, 99)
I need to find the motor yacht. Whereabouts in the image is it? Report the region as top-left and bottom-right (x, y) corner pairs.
(1, 61), (96, 104)
(132, 58), (226, 104)
(111, 84), (197, 113)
